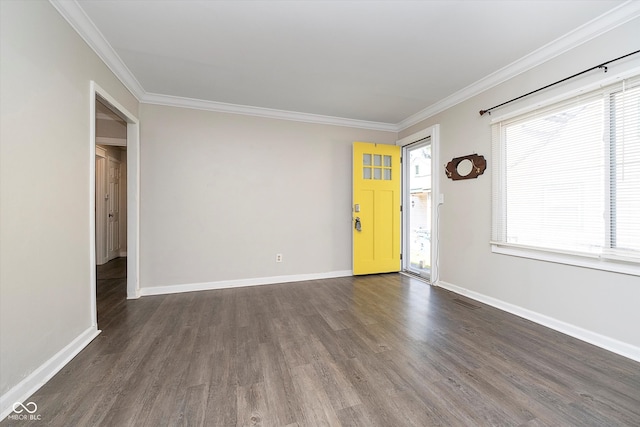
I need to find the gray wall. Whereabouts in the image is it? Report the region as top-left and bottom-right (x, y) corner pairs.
(139, 104), (397, 288)
(400, 17), (640, 349)
(0, 0), (138, 396)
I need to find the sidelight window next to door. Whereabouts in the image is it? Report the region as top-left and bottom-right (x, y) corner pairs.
(404, 140), (432, 280)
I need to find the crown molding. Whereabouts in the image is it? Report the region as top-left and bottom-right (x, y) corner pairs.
(50, 0), (639, 133)
(48, 0), (145, 100)
(49, 0), (396, 131)
(141, 93), (399, 132)
(397, 0), (640, 131)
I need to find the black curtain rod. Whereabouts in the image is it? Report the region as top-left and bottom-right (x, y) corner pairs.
(479, 49), (640, 116)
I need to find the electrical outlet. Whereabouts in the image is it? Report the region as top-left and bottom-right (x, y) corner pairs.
(276, 253), (283, 263)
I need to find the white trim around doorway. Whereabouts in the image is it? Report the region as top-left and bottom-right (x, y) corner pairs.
(397, 125), (441, 286)
(90, 81), (140, 332)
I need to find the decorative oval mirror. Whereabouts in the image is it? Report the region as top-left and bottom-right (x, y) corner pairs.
(456, 158), (473, 177)
(445, 154), (487, 181)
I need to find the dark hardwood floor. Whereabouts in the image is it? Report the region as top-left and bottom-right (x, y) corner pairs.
(4, 260), (640, 426)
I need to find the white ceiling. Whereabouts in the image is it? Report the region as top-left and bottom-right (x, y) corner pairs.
(63, 0), (635, 129)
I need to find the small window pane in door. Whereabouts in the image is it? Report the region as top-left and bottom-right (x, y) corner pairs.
(384, 169), (391, 180)
(384, 155), (392, 167)
(374, 168), (381, 180)
(363, 167), (372, 179)
(374, 155), (382, 166)
(363, 154), (372, 166)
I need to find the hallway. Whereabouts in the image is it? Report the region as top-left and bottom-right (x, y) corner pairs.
(97, 257), (127, 329)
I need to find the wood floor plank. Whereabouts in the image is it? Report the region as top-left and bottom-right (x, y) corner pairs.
(202, 347), (237, 426)
(311, 359), (361, 411)
(431, 373), (523, 426)
(336, 404), (379, 427)
(174, 384), (208, 427)
(258, 342), (304, 426)
(333, 357), (411, 427)
(236, 382), (271, 427)
(290, 364), (342, 426)
(139, 327), (198, 426)
(235, 326), (265, 387)
(4, 258), (640, 426)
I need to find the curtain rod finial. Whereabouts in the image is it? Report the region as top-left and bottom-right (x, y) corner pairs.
(479, 109), (489, 116)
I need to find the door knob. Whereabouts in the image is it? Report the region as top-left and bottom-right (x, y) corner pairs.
(108, 213), (113, 218)
(354, 217), (362, 232)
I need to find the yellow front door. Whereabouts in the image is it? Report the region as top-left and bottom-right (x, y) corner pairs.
(353, 142), (401, 275)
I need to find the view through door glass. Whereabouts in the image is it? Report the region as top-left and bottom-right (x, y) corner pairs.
(406, 142), (432, 279)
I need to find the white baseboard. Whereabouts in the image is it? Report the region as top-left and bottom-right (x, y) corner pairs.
(119, 251), (127, 257)
(139, 270), (353, 296)
(0, 326), (101, 421)
(436, 280), (640, 363)
(127, 288), (140, 300)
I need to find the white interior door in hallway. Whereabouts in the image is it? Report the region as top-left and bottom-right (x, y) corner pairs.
(95, 150), (107, 264)
(107, 156), (121, 262)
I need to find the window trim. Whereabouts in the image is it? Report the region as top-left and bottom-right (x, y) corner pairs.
(490, 68), (640, 277)
(491, 242), (640, 277)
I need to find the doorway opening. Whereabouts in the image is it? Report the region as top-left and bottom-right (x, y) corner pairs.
(398, 125), (440, 284)
(95, 99), (128, 325)
(89, 81), (140, 331)
(404, 140), (432, 280)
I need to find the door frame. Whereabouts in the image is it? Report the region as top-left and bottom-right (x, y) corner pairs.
(397, 125), (441, 285)
(89, 81), (140, 329)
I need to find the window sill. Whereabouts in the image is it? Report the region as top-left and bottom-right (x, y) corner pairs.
(490, 243), (640, 277)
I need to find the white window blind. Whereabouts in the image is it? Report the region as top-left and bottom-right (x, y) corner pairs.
(492, 75), (640, 264)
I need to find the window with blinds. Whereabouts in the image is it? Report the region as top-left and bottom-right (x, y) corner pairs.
(491, 75), (640, 266)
